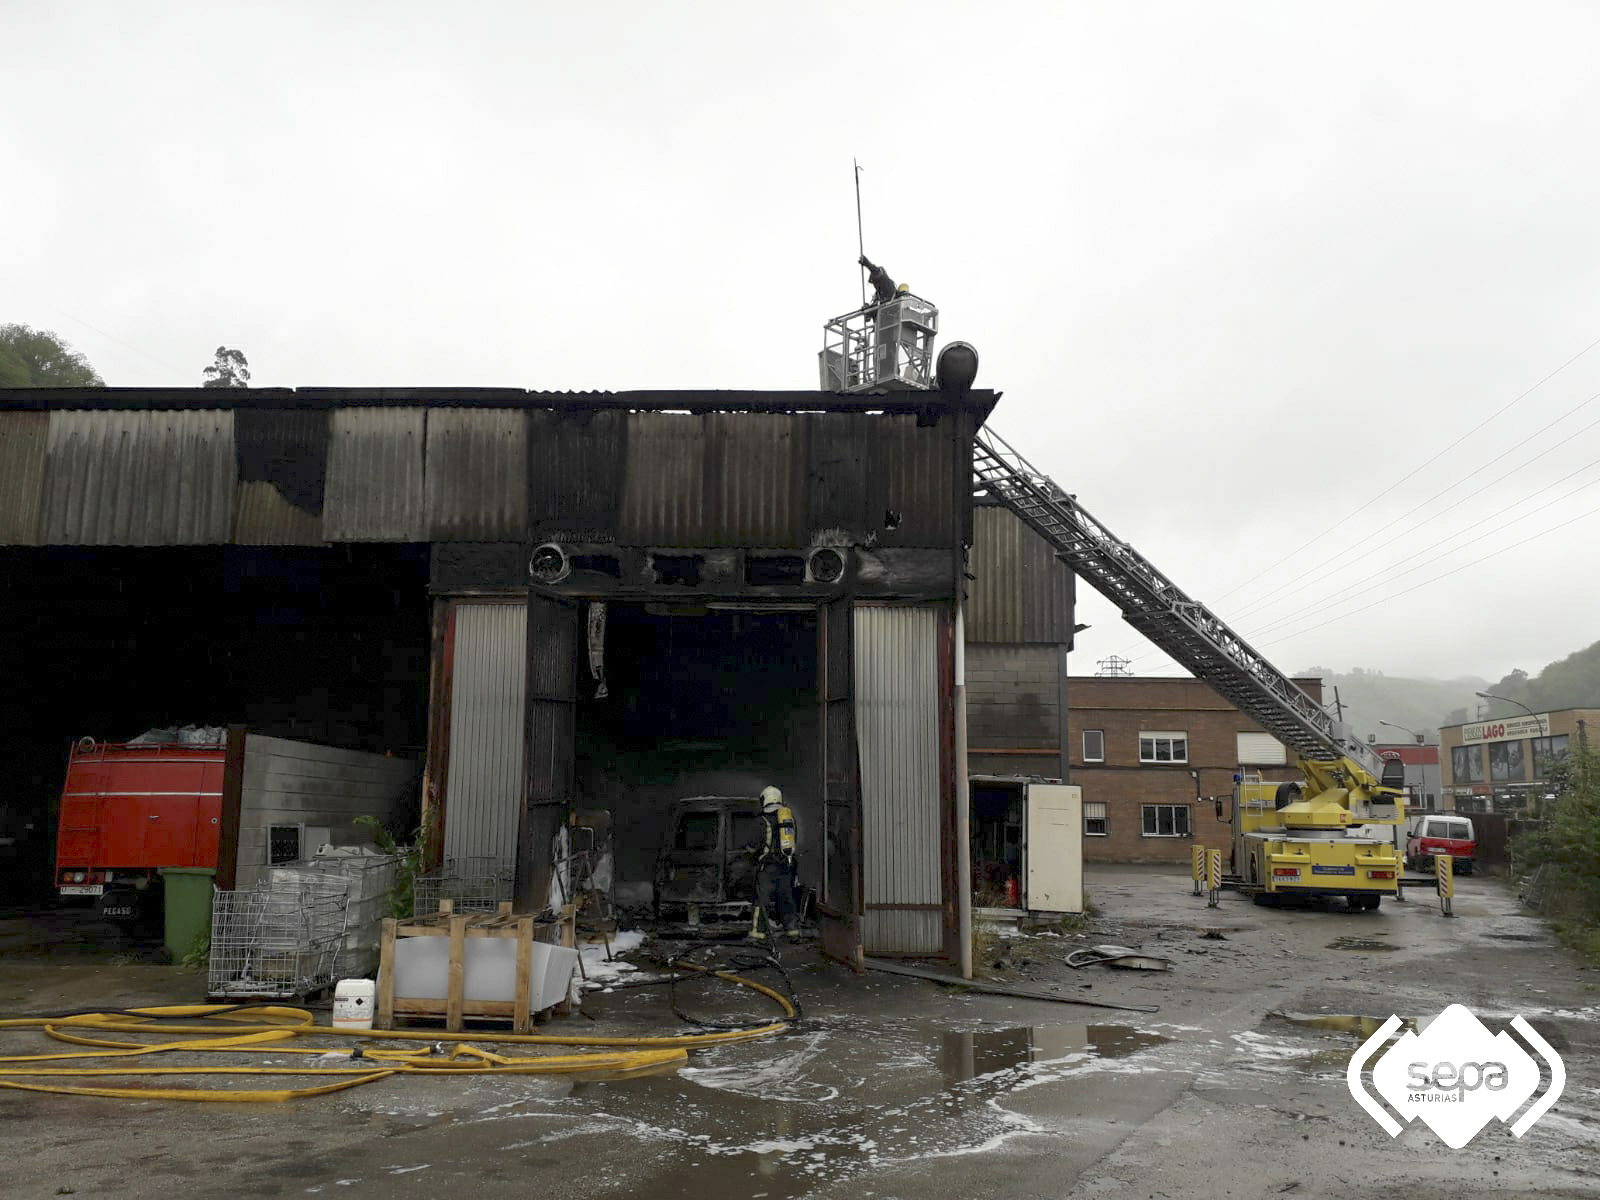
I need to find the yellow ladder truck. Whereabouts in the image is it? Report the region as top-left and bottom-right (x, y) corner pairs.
(972, 428), (1407, 909)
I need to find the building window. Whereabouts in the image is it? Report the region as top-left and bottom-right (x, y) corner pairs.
(1488, 740), (1525, 782)
(1451, 745), (1484, 783)
(1140, 732), (1188, 763)
(1532, 735), (1570, 776)
(1084, 801), (1108, 836)
(1141, 804), (1191, 837)
(268, 825), (302, 865)
(1082, 730), (1105, 763)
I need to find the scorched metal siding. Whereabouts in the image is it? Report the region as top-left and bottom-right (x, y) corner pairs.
(442, 603), (527, 865)
(39, 409), (237, 546)
(233, 481), (325, 546)
(706, 414), (803, 545)
(854, 605), (942, 954)
(232, 409), (328, 545)
(323, 408), (426, 542)
(426, 408), (528, 541)
(966, 504), (1074, 644)
(617, 414), (707, 545)
(0, 411), (47, 545)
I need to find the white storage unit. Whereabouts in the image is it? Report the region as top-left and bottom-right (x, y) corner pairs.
(970, 775), (1085, 915)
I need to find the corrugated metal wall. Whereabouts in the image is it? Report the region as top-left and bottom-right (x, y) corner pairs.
(39, 410), (238, 545)
(323, 408), (426, 541)
(618, 414), (708, 543)
(442, 603), (528, 864)
(0, 411), (47, 545)
(426, 408), (528, 541)
(965, 503), (1075, 643)
(233, 481), (324, 546)
(1, 401), (972, 552)
(855, 605), (942, 953)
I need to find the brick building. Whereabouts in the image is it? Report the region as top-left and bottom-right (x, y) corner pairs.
(1066, 675), (1322, 863)
(1439, 707), (1597, 814)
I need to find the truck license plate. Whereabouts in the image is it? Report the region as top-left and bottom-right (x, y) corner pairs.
(59, 884), (104, 896)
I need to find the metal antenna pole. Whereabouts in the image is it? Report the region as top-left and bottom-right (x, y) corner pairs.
(854, 158), (866, 306)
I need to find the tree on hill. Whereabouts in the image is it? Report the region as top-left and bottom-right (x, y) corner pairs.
(202, 346), (249, 388)
(0, 324), (103, 387)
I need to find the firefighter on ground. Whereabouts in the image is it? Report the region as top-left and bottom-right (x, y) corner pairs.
(754, 785), (802, 937)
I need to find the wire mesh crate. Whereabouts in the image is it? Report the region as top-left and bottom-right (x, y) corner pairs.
(413, 857), (515, 918)
(207, 873), (349, 1000)
(278, 853), (401, 978)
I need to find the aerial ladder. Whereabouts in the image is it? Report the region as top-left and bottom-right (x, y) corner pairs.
(971, 426), (1409, 908)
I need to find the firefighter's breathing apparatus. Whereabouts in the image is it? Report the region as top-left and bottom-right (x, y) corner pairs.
(0, 951), (800, 1104)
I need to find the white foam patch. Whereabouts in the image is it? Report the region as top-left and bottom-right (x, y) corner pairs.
(681, 1030), (841, 1102)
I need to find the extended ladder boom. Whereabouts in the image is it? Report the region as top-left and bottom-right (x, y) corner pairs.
(972, 427), (1381, 776)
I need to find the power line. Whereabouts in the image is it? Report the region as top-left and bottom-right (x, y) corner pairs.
(1253, 500), (1600, 649)
(1227, 388), (1600, 623)
(1128, 497), (1600, 675)
(1245, 465), (1600, 639)
(37, 301), (190, 379)
(1206, 328), (1600, 607)
(1098, 360), (1600, 665)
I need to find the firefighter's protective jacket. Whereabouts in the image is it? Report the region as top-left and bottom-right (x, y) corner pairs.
(761, 805), (797, 862)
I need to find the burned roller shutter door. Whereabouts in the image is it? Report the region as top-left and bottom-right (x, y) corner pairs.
(519, 590), (579, 911)
(441, 602), (527, 871)
(855, 606), (943, 955)
(817, 593), (863, 969)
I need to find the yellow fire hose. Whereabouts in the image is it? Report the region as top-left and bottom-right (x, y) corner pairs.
(0, 963), (798, 1103)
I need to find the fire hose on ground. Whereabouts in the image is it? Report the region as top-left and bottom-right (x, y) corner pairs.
(0, 955), (800, 1104)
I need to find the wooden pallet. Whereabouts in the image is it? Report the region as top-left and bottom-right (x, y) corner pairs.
(375, 899), (575, 1033)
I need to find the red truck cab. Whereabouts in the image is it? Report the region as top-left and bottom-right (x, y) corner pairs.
(54, 738), (226, 921)
(1405, 813), (1476, 875)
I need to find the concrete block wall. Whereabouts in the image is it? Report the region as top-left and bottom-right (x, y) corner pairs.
(235, 734), (418, 890)
(965, 644), (1062, 763)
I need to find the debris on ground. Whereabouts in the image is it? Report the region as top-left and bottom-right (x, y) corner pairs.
(1066, 945), (1175, 972)
(579, 929), (649, 990)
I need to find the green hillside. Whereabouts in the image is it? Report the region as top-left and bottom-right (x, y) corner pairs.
(1295, 666), (1487, 743)
(1298, 640), (1600, 742)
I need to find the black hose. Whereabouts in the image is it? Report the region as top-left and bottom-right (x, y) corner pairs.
(661, 944), (803, 1030)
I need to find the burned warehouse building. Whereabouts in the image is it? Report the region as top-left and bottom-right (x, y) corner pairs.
(0, 376), (1082, 966)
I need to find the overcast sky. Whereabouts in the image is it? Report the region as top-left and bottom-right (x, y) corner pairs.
(6, 2), (1599, 685)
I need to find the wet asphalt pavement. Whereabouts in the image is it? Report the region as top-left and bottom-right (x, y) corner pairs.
(1, 866), (1596, 1199)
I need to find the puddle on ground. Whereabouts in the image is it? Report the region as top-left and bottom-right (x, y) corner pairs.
(940, 1024), (1170, 1084)
(1324, 936), (1398, 952)
(436, 1019), (1179, 1198)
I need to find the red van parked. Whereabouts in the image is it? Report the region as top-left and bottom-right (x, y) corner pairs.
(1405, 813), (1476, 875)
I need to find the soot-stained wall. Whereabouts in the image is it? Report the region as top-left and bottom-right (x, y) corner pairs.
(0, 545), (430, 903)
(573, 605), (819, 892)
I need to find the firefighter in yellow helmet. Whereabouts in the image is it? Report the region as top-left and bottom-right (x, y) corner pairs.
(755, 785), (801, 937)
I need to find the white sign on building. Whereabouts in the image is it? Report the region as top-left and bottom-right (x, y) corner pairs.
(1461, 714), (1550, 744)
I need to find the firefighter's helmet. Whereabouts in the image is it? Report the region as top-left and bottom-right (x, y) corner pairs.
(760, 786), (783, 810)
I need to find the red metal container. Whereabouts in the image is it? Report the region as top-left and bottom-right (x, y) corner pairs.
(54, 739), (227, 899)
